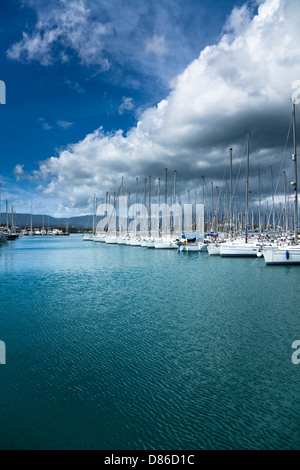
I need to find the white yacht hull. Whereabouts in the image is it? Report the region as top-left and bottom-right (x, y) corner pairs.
(93, 235), (106, 242)
(207, 244), (220, 255)
(262, 246), (300, 265)
(83, 234), (93, 241)
(129, 239), (141, 246)
(105, 237), (118, 244)
(179, 243), (206, 252)
(220, 244), (259, 257)
(154, 240), (177, 249)
(117, 238), (128, 245)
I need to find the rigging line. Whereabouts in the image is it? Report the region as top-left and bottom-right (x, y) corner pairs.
(204, 178), (210, 196)
(231, 141), (247, 201)
(129, 179), (138, 199)
(265, 201), (273, 231)
(105, 181), (122, 228)
(155, 176), (162, 198)
(213, 153), (230, 224)
(216, 152), (229, 205)
(296, 104), (300, 124)
(122, 175), (140, 200)
(251, 257), (260, 267)
(273, 115), (293, 201)
(127, 177), (140, 202)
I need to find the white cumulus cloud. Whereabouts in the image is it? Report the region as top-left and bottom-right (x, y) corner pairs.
(7, 0), (111, 68)
(17, 0), (300, 213)
(118, 97), (135, 115)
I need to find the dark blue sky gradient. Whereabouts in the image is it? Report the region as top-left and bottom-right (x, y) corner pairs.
(0, 0), (248, 177)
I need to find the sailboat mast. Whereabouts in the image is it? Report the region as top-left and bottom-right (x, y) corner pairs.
(164, 168), (167, 205)
(95, 196), (98, 234)
(215, 186), (219, 233)
(92, 194), (96, 235)
(174, 171), (177, 204)
(0, 183), (2, 228)
(245, 132), (250, 231)
(149, 175), (151, 234)
(292, 100), (298, 244)
(6, 199), (8, 230)
(194, 190), (197, 231)
(225, 178), (228, 230)
(211, 181), (213, 231)
(270, 165), (275, 232)
(258, 168), (262, 232)
(105, 192), (108, 233)
(135, 180), (138, 237)
(229, 148), (233, 232)
(144, 178), (147, 206)
(158, 178), (160, 205)
(283, 170), (288, 233)
(201, 176), (205, 232)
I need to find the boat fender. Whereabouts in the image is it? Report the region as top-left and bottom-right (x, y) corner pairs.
(286, 250), (289, 260)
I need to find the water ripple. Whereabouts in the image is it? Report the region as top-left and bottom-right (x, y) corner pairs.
(0, 235), (299, 449)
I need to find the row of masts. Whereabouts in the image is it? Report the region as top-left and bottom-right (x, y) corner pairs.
(0, 184), (18, 232)
(90, 147), (298, 237)
(208, 162), (297, 234)
(0, 192), (68, 234)
(2, 103), (297, 239)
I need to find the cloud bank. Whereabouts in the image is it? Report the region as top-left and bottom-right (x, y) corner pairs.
(13, 0), (300, 214)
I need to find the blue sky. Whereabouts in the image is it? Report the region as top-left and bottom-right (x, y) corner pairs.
(0, 0), (299, 216)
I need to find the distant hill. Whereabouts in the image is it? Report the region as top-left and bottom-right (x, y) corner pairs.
(0, 213), (95, 231)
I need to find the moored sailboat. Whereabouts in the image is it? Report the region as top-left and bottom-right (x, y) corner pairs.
(261, 100), (300, 265)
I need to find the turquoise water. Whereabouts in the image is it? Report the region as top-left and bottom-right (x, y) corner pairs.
(0, 234), (299, 450)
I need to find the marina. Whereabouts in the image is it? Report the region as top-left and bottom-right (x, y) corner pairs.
(77, 99), (300, 266)
(1, 0), (300, 453)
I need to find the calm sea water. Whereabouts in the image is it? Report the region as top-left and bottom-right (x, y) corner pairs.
(0, 234), (299, 450)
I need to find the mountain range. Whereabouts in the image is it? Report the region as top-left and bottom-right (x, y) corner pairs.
(0, 213), (94, 231)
